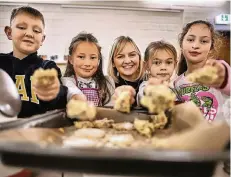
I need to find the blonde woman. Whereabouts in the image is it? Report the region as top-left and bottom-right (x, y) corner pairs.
(108, 36), (145, 106)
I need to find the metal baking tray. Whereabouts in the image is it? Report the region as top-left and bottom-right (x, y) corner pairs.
(0, 109), (72, 131)
(0, 140), (229, 177)
(0, 109), (229, 177)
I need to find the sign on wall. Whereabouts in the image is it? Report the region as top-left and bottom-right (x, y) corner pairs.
(215, 14), (230, 25)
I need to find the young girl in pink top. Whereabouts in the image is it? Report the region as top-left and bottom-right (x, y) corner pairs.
(174, 20), (230, 122)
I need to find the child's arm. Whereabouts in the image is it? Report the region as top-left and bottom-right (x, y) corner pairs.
(188, 59), (230, 96)
(61, 77), (85, 101)
(136, 81), (147, 106)
(218, 60), (230, 96)
(104, 76), (115, 107)
(205, 59), (230, 96)
(33, 61), (68, 110)
(137, 78), (181, 105)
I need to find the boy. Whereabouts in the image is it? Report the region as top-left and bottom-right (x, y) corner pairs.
(0, 6), (67, 118)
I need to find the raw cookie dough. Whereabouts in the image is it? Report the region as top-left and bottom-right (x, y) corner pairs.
(66, 99), (96, 120)
(134, 118), (155, 138)
(93, 118), (114, 128)
(151, 111), (168, 129)
(33, 68), (57, 86)
(187, 65), (218, 85)
(74, 121), (94, 129)
(106, 134), (134, 147)
(63, 137), (99, 148)
(112, 122), (134, 131)
(114, 91), (131, 113)
(140, 85), (175, 114)
(74, 128), (106, 139)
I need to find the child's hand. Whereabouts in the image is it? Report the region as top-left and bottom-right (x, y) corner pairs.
(33, 77), (60, 101)
(113, 85), (136, 104)
(148, 77), (169, 86)
(71, 94), (87, 101)
(205, 59), (226, 88)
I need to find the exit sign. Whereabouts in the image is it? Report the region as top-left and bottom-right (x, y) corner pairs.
(215, 14), (230, 25)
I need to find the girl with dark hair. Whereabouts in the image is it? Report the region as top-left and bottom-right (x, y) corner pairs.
(174, 20), (230, 122)
(62, 32), (114, 106)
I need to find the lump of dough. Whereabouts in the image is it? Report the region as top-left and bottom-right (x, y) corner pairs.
(114, 91), (131, 113)
(63, 137), (99, 148)
(140, 85), (175, 114)
(112, 122), (134, 131)
(151, 111), (168, 129)
(187, 65), (218, 85)
(134, 118), (155, 138)
(93, 118), (114, 128)
(74, 128), (106, 139)
(74, 121), (94, 129)
(66, 99), (96, 120)
(33, 68), (57, 86)
(106, 134), (134, 147)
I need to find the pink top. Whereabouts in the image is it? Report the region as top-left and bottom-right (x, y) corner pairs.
(173, 60), (230, 122)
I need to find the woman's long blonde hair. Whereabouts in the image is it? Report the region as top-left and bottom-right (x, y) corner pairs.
(108, 36), (144, 83)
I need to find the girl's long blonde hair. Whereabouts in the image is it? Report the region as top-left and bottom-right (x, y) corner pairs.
(108, 36), (144, 83)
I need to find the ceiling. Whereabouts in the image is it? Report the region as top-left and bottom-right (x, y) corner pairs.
(0, 0), (229, 9)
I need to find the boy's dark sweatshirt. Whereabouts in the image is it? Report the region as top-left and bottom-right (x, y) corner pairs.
(0, 52), (68, 118)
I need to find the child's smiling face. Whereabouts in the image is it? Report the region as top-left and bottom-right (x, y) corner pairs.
(70, 41), (99, 79)
(7, 12), (45, 59)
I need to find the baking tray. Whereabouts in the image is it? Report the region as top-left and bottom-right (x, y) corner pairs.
(0, 109), (73, 131)
(0, 108), (229, 177)
(0, 140), (229, 177)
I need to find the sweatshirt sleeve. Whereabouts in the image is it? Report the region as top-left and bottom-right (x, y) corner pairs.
(0, 53), (14, 78)
(61, 76), (83, 101)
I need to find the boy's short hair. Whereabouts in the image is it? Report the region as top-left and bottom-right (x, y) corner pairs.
(10, 6), (45, 27)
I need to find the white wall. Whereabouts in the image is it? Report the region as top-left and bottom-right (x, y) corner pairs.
(0, 2), (229, 74)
